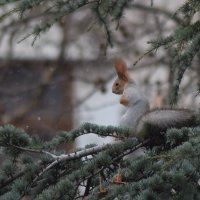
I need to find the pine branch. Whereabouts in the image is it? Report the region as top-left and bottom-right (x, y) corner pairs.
(43, 123), (131, 149)
(27, 138), (139, 182)
(9, 144), (57, 158)
(33, 138), (148, 199)
(83, 177), (92, 198)
(129, 3), (183, 24)
(133, 46), (158, 67)
(0, 171), (24, 189)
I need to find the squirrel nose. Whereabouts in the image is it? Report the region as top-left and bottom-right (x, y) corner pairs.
(112, 87), (123, 95)
(120, 95), (128, 106)
(112, 90), (118, 94)
(112, 88), (120, 94)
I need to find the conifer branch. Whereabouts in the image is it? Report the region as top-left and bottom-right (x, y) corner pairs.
(9, 144), (57, 158)
(31, 139), (133, 179)
(133, 46), (158, 67)
(0, 171), (24, 189)
(129, 3), (183, 24)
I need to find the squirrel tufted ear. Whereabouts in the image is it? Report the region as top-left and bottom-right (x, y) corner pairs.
(113, 58), (129, 82)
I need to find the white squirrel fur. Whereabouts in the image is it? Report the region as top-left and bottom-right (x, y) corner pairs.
(119, 80), (195, 137)
(119, 80), (149, 132)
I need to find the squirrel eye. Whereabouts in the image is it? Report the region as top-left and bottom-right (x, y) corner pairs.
(115, 83), (119, 86)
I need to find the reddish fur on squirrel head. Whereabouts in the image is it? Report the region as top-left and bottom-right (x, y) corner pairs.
(112, 58), (129, 95)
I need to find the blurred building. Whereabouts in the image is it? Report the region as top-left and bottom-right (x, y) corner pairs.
(0, 60), (73, 140)
(0, 58), (114, 144)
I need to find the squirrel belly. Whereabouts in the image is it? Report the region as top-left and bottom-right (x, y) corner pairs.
(119, 84), (150, 133)
(119, 99), (149, 133)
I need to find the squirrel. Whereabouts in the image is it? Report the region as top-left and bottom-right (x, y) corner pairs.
(112, 58), (196, 140)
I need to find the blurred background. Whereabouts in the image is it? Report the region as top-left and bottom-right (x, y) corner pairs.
(0, 0), (199, 149)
